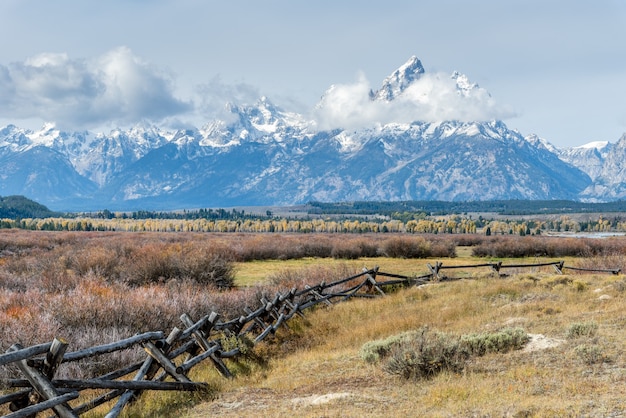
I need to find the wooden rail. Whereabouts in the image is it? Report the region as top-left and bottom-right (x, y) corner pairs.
(0, 259), (619, 417)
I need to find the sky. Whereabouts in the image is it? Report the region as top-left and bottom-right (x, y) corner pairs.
(0, 0), (625, 148)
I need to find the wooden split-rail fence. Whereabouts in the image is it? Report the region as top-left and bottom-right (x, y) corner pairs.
(0, 259), (620, 417)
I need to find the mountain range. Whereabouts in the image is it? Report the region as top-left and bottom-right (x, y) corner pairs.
(0, 56), (624, 211)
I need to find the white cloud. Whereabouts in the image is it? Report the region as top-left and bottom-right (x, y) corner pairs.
(194, 76), (261, 124)
(312, 71), (516, 131)
(0, 47), (191, 129)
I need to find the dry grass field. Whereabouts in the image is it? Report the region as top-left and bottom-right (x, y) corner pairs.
(138, 247), (626, 417)
(1, 230), (625, 417)
(180, 270), (626, 418)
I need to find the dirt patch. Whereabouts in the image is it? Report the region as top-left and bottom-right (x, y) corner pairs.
(523, 333), (565, 352)
(291, 392), (353, 406)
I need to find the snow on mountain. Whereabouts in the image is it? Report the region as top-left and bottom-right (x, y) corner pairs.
(525, 134), (559, 154)
(557, 139), (613, 182)
(371, 55), (425, 101)
(0, 55), (622, 210)
(572, 134), (626, 200)
(576, 141), (610, 150)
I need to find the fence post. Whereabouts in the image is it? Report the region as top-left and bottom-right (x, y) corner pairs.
(180, 313), (232, 378)
(553, 261), (565, 274)
(490, 261), (502, 275)
(427, 262), (442, 280)
(364, 266), (385, 296)
(104, 327), (183, 418)
(6, 343), (78, 418)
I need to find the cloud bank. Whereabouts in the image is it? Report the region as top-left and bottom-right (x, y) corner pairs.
(0, 48), (515, 133)
(312, 72), (516, 131)
(0, 47), (191, 129)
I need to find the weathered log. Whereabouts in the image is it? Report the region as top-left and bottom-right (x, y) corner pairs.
(272, 313), (287, 331)
(279, 288), (297, 302)
(3, 391), (78, 418)
(143, 342), (191, 383)
(364, 266), (386, 296)
(106, 325), (184, 418)
(427, 262), (443, 279)
(180, 314), (232, 378)
(72, 389), (125, 415)
(376, 271), (412, 279)
(201, 311), (221, 336)
(0, 389), (30, 406)
(319, 269), (371, 290)
(6, 344), (77, 418)
(104, 355), (156, 418)
(177, 314), (210, 341)
(340, 278), (371, 302)
(294, 282), (324, 297)
(491, 261), (503, 273)
(304, 285), (333, 306)
(217, 348), (241, 358)
(298, 294), (335, 311)
(22, 337), (70, 407)
(62, 331), (165, 362)
(0, 342), (52, 367)
(8, 378), (207, 391)
(563, 265), (621, 274)
(244, 306), (269, 333)
(253, 323), (275, 344)
(175, 345), (220, 374)
(43, 337), (69, 379)
(436, 263), (496, 270)
(166, 338), (198, 360)
(212, 317), (240, 331)
(95, 360), (144, 381)
(104, 327), (178, 418)
(141, 327), (182, 383)
(498, 261), (562, 269)
(282, 298), (304, 319)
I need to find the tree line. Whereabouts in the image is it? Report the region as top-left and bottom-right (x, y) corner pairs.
(308, 199), (626, 216)
(3, 214), (626, 234)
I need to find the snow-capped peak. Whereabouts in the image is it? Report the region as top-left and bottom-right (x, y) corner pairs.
(26, 122), (61, 147)
(575, 140), (610, 150)
(372, 55), (425, 101)
(451, 71), (480, 97)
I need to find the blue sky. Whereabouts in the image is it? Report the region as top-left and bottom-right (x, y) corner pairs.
(0, 0), (625, 147)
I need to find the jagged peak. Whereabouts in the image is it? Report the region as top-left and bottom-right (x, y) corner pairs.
(0, 124), (22, 136)
(451, 71), (481, 97)
(525, 133), (559, 153)
(371, 55), (425, 101)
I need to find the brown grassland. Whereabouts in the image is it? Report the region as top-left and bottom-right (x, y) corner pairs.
(1, 230), (626, 417)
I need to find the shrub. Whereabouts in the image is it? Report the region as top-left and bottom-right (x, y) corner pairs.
(381, 237), (432, 258)
(120, 242), (235, 288)
(472, 236), (626, 258)
(567, 321), (598, 339)
(267, 263), (358, 290)
(430, 239), (457, 258)
(363, 326), (529, 380)
(460, 327), (529, 356)
(299, 240), (334, 258)
(330, 241), (363, 259)
(574, 344), (605, 365)
(382, 327), (468, 379)
(359, 331), (418, 364)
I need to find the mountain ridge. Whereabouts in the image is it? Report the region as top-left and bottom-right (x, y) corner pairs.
(0, 56), (624, 210)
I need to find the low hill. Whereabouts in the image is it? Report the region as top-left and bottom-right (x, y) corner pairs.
(0, 195), (59, 219)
